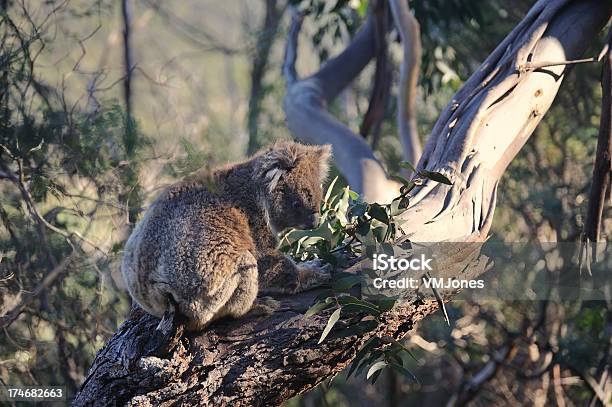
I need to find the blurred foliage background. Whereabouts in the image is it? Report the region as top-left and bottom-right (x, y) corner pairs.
(0, 0), (609, 405)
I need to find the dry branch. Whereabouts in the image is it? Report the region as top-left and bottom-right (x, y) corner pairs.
(74, 1), (612, 406)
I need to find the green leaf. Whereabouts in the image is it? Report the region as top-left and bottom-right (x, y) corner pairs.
(314, 290), (335, 303)
(390, 174), (411, 186)
(348, 190), (360, 201)
(338, 296), (381, 316)
(329, 319), (378, 340)
(390, 199), (408, 216)
(366, 361), (387, 380)
(318, 308), (341, 344)
(389, 340), (419, 363)
(399, 161), (417, 173)
(304, 300), (331, 317)
(331, 275), (361, 291)
(370, 368), (383, 383)
(358, 1), (369, 17)
(356, 219), (371, 236)
(390, 362), (419, 383)
(375, 298), (397, 312)
(324, 176), (339, 204)
(419, 170), (452, 185)
(348, 202), (368, 218)
(357, 350), (383, 376)
(368, 203), (389, 224)
(372, 225), (389, 243)
(347, 337), (381, 378)
(335, 186), (351, 222)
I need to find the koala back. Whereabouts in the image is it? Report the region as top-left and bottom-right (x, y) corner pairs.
(121, 140), (332, 329)
(122, 182), (256, 321)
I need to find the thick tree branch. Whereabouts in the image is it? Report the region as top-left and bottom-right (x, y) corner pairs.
(359, 0), (391, 141)
(75, 1), (612, 405)
(390, 0), (422, 172)
(400, 0), (611, 242)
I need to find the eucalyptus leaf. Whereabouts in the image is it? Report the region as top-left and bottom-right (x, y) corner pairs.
(419, 170), (452, 185)
(338, 296), (381, 316)
(318, 308), (341, 344)
(304, 300), (330, 317)
(329, 319), (378, 340)
(368, 203), (389, 224)
(347, 336), (381, 378)
(324, 176), (339, 205)
(399, 161), (417, 173)
(366, 360), (387, 380)
(331, 275), (361, 291)
(390, 362), (419, 383)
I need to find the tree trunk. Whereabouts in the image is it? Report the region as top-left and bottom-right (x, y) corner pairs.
(74, 1), (612, 406)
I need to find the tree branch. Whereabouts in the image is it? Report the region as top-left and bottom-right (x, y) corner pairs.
(359, 0), (391, 142)
(0, 254), (74, 329)
(583, 29), (611, 247)
(389, 0), (422, 172)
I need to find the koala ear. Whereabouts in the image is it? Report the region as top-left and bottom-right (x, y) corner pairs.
(316, 144), (332, 182)
(254, 146), (297, 191)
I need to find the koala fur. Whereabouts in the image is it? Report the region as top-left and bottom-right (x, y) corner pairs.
(121, 141), (332, 331)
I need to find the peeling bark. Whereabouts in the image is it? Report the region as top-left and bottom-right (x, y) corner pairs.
(74, 1), (612, 406)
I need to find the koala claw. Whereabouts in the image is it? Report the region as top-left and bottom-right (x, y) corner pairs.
(297, 259), (332, 290)
(300, 258), (332, 273)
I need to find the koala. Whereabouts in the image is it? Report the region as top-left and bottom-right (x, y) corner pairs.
(121, 141), (332, 331)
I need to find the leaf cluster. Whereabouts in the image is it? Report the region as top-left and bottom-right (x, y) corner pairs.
(279, 163), (451, 383)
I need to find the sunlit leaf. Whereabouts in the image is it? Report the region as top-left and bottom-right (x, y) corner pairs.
(318, 308), (341, 344)
(366, 360), (387, 380)
(305, 300), (331, 317)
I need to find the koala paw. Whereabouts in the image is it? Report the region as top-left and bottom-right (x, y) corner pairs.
(297, 259), (332, 290)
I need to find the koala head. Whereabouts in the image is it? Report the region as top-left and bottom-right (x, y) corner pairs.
(254, 141), (332, 233)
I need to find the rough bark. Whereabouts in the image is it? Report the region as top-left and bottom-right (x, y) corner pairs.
(74, 1), (612, 406)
